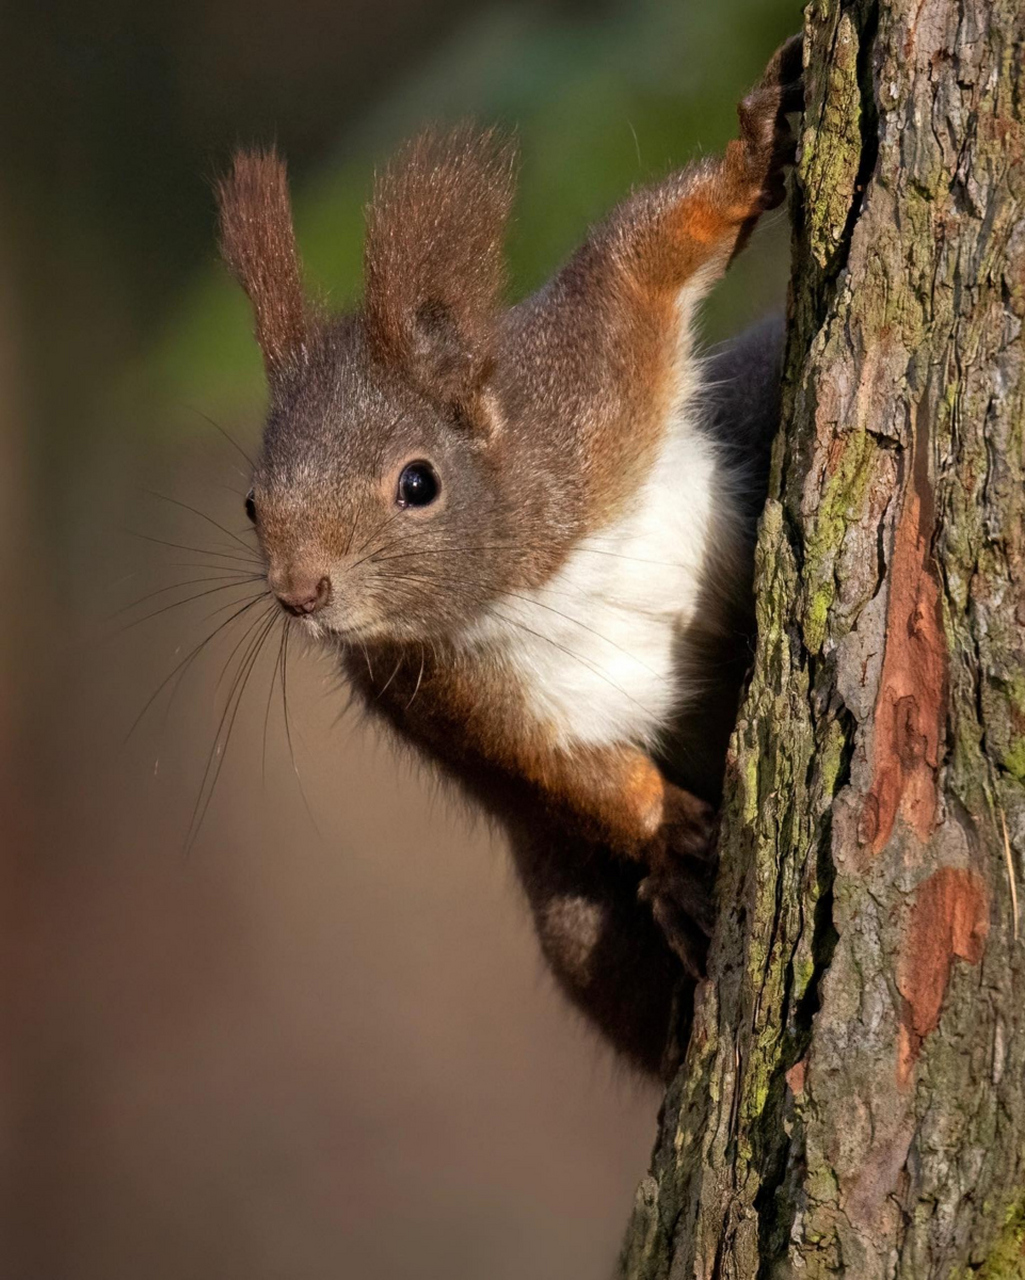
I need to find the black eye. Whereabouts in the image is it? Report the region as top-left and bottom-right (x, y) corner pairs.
(396, 461), (440, 508)
(245, 489), (257, 523)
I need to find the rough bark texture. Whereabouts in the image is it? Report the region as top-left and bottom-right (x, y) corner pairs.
(619, 1), (1025, 1276)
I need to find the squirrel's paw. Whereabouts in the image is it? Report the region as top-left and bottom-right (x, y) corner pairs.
(638, 786), (718, 979)
(735, 33), (804, 214)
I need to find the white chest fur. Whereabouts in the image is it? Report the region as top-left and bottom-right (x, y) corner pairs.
(462, 417), (722, 752)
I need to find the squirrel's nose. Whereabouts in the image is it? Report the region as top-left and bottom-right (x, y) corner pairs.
(271, 570), (332, 617)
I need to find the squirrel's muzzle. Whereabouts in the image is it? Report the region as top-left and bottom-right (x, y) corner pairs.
(269, 565), (332, 617)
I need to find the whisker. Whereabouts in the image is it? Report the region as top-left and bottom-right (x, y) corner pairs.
(366, 565), (666, 688)
(353, 531), (418, 572)
(126, 591), (269, 743)
(144, 490), (260, 558)
(113, 577), (266, 635)
(404, 644), (426, 711)
(371, 543), (695, 570)
(364, 566), (663, 721)
(213, 597), (277, 696)
(494, 611), (661, 720)
(504, 591), (668, 682)
(359, 638), (375, 682)
(157, 593), (274, 742)
(351, 503), (409, 562)
(166, 560), (261, 572)
(180, 403), (257, 470)
(262, 619), (287, 786)
(128, 530), (262, 567)
(184, 602), (279, 852)
(211, 481), (249, 499)
(376, 654), (404, 700)
(281, 622), (323, 839)
(109, 571), (261, 620)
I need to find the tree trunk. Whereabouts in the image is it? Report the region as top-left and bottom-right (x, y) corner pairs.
(619, 1), (1025, 1276)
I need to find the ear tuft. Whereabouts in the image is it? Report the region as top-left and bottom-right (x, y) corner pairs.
(216, 149), (309, 381)
(364, 125), (517, 406)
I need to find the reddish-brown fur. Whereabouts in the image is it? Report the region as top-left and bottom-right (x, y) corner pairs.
(364, 125), (517, 412)
(217, 151), (311, 380)
(216, 38), (802, 1076)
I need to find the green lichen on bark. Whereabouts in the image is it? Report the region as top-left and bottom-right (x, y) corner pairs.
(799, 426), (876, 653)
(801, 8), (861, 275)
(964, 1198), (1025, 1280)
(619, 0), (1025, 1275)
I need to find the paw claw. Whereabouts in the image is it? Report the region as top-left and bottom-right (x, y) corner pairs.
(735, 35), (805, 214)
(642, 883), (709, 979)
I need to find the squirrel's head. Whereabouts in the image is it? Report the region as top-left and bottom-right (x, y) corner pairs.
(217, 129), (527, 645)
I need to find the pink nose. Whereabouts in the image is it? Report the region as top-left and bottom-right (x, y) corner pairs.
(272, 572), (331, 617)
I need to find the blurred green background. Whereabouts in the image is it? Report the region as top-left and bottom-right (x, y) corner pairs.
(2, 1), (796, 1277)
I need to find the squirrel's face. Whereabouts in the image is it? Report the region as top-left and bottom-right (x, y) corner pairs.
(217, 130), (529, 644)
(247, 322), (515, 644)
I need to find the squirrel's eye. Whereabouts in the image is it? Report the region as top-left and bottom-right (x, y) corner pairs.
(396, 461), (440, 509)
(245, 490), (257, 523)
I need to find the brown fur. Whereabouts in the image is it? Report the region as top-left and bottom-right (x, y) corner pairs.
(364, 124), (517, 416)
(217, 150), (311, 380)
(215, 38), (802, 1077)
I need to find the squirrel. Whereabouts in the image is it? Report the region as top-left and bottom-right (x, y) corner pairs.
(215, 36), (802, 1078)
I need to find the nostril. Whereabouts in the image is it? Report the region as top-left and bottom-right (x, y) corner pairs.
(274, 574), (332, 617)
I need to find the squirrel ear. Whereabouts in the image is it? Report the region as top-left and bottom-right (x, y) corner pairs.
(216, 149), (310, 381)
(363, 126), (517, 410)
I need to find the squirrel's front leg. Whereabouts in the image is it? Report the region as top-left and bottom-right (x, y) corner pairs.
(600, 34), (803, 293)
(520, 743), (718, 977)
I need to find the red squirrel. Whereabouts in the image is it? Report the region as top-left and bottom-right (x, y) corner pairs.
(216, 37), (802, 1077)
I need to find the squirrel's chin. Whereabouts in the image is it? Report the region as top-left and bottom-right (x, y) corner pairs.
(322, 617), (447, 650)
(315, 616), (388, 647)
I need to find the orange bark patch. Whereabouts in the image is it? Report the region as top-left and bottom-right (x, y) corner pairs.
(896, 867), (989, 1087)
(861, 402), (948, 855)
(786, 1058), (807, 1097)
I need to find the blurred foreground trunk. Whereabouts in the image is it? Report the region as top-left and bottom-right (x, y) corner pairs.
(620, 1), (1025, 1275)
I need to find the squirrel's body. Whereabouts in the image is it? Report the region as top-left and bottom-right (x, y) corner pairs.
(217, 39), (801, 1075)
(461, 356), (726, 758)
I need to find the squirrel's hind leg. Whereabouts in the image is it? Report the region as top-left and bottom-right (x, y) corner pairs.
(511, 830), (693, 1080)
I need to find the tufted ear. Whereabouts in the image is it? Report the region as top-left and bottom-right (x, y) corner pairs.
(363, 125), (517, 415)
(216, 148), (310, 381)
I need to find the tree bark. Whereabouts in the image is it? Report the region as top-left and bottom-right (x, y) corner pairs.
(619, 1), (1025, 1276)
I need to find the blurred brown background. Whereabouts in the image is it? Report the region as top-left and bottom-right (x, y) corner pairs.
(1, 1), (796, 1276)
